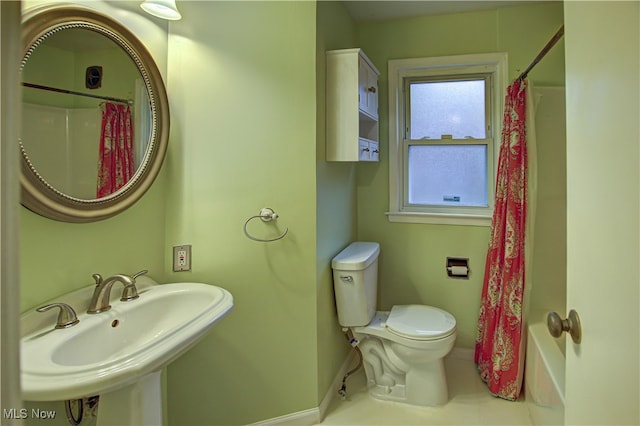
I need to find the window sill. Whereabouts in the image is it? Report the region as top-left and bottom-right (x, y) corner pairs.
(385, 211), (492, 227)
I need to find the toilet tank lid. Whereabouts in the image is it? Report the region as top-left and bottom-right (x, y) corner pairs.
(331, 242), (380, 271)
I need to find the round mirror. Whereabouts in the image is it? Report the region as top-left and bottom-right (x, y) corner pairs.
(20, 6), (169, 222)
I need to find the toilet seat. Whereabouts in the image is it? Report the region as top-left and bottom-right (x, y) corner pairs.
(385, 305), (456, 341)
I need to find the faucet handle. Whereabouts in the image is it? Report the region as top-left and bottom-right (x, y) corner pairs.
(131, 269), (148, 280)
(121, 284), (139, 301)
(36, 303), (79, 329)
(119, 270), (146, 302)
(92, 273), (103, 286)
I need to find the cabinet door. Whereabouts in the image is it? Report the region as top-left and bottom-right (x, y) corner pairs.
(365, 65), (378, 118)
(358, 56), (369, 113)
(358, 55), (378, 118)
(369, 141), (379, 161)
(358, 139), (371, 161)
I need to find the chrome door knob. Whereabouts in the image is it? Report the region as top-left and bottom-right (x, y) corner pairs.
(547, 310), (582, 344)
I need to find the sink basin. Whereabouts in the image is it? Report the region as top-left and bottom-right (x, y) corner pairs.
(21, 282), (233, 401)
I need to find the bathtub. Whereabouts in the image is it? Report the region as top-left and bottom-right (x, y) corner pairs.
(525, 315), (565, 425)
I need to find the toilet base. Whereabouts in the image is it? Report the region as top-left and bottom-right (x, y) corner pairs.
(364, 358), (449, 406)
(357, 334), (451, 407)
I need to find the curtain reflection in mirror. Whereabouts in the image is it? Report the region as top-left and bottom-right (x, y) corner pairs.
(97, 102), (134, 197)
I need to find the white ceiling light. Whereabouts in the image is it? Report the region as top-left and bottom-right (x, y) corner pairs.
(140, 0), (182, 20)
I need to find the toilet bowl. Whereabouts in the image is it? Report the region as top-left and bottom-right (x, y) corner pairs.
(332, 242), (457, 406)
(353, 306), (456, 405)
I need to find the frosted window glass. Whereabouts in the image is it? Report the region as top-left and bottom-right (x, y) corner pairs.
(409, 80), (486, 139)
(408, 145), (488, 206)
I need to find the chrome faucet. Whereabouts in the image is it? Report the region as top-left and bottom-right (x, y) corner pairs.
(87, 270), (147, 314)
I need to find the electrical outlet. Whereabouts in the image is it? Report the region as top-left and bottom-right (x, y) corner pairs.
(173, 245), (191, 272)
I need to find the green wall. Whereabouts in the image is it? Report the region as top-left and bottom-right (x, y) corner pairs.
(165, 2), (364, 422)
(20, 188), (167, 311)
(23, 41), (139, 108)
(22, 45), (74, 108)
(164, 2), (319, 424)
(354, 2), (565, 348)
(315, 0), (358, 404)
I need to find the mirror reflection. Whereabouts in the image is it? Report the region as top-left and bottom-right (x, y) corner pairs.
(21, 27), (151, 200)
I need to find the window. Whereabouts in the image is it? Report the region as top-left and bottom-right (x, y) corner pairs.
(387, 53), (507, 226)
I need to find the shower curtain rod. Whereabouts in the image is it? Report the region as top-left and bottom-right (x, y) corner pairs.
(516, 25), (564, 82)
(22, 82), (132, 105)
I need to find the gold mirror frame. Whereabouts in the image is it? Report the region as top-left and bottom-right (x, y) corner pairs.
(20, 6), (169, 223)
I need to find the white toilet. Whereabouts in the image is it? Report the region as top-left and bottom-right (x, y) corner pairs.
(332, 241), (457, 406)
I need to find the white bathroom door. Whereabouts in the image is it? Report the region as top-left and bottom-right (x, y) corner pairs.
(564, 2), (639, 425)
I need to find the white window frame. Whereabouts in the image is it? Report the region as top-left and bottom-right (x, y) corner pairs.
(387, 53), (508, 226)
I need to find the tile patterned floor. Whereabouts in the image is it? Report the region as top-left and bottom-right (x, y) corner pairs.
(317, 354), (532, 425)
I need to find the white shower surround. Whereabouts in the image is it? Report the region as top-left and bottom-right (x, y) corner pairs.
(22, 103), (100, 199)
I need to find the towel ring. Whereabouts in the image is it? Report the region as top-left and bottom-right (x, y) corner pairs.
(243, 208), (289, 242)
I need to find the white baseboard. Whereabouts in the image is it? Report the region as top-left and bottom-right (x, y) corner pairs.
(319, 350), (358, 420)
(247, 407), (320, 426)
(249, 350), (359, 426)
(250, 347), (471, 425)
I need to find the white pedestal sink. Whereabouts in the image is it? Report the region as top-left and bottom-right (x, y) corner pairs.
(97, 371), (163, 426)
(20, 278), (233, 424)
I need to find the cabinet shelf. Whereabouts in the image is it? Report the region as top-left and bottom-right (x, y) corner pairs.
(358, 136), (377, 144)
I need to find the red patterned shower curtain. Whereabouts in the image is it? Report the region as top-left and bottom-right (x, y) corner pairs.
(97, 102), (134, 197)
(475, 79), (529, 400)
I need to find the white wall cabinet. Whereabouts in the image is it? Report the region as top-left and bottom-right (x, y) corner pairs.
(326, 48), (380, 162)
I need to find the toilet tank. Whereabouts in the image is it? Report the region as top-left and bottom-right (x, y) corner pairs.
(331, 242), (380, 327)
